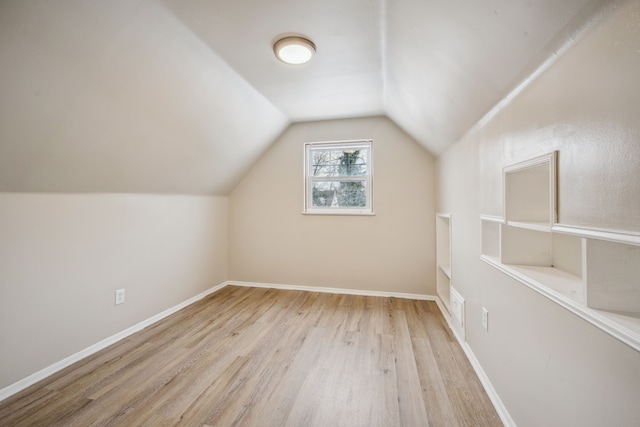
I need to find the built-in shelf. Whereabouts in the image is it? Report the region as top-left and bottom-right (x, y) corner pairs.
(480, 215), (502, 259)
(505, 220), (551, 233)
(504, 152), (556, 227)
(436, 213), (452, 312)
(481, 151), (640, 352)
(585, 238), (640, 315)
(481, 255), (585, 304)
(552, 223), (640, 247)
(439, 264), (451, 279)
(480, 253), (640, 351)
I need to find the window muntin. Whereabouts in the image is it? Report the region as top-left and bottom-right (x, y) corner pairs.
(304, 140), (373, 215)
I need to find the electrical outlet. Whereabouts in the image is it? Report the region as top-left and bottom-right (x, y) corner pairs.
(482, 307), (489, 331)
(115, 289), (125, 305)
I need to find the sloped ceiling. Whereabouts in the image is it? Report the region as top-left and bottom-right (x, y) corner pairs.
(0, 0), (600, 195)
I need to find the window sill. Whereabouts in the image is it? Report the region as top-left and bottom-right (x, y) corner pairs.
(302, 211), (375, 216)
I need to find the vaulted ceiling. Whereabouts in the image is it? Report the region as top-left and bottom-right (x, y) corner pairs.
(0, 0), (600, 194)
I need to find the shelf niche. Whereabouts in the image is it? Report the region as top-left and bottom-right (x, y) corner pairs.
(480, 151), (640, 352)
(586, 238), (640, 315)
(500, 224), (585, 303)
(481, 217), (501, 259)
(501, 226), (582, 275)
(504, 151), (556, 229)
(436, 213), (451, 312)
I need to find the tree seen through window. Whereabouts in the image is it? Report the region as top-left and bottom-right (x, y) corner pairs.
(304, 140), (373, 214)
(311, 149), (367, 208)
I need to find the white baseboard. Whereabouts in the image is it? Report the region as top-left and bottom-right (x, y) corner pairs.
(435, 296), (516, 427)
(0, 281), (228, 402)
(228, 280), (437, 301)
(233, 281), (514, 425)
(2, 279), (515, 427)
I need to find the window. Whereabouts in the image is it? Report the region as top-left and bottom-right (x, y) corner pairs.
(304, 140), (373, 215)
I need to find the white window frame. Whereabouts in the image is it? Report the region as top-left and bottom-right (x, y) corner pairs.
(303, 139), (374, 215)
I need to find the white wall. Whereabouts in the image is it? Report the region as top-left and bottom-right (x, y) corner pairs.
(0, 0), (288, 195)
(0, 193), (228, 389)
(437, 1), (640, 425)
(229, 116), (436, 295)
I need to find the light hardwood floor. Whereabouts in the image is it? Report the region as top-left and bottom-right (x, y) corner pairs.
(0, 286), (502, 426)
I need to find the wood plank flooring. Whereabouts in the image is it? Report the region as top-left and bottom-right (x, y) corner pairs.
(0, 286), (502, 426)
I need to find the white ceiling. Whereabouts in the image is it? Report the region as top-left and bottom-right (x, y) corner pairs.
(0, 0), (600, 194)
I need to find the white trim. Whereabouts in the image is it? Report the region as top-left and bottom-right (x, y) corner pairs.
(1, 278), (514, 427)
(480, 215), (505, 224)
(228, 280), (436, 301)
(480, 255), (640, 353)
(505, 220), (551, 233)
(302, 211), (376, 216)
(503, 151), (556, 174)
(0, 281), (229, 402)
(438, 264), (451, 279)
(503, 151), (557, 226)
(304, 139), (373, 148)
(303, 139), (373, 215)
(436, 214), (452, 312)
(552, 223), (640, 247)
(232, 281), (514, 425)
(435, 296), (516, 427)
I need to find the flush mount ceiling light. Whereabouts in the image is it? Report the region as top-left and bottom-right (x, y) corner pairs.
(273, 36), (316, 65)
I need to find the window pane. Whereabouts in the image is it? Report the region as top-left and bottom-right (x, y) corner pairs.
(311, 180), (367, 208)
(311, 149), (368, 177)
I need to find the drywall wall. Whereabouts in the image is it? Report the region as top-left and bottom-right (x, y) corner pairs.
(478, 2), (640, 232)
(229, 116), (436, 295)
(437, 1), (640, 425)
(0, 193), (228, 389)
(0, 0), (288, 195)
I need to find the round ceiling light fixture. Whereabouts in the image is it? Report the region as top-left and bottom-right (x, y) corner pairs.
(273, 36), (316, 65)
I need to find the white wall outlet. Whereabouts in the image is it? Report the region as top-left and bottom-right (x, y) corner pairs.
(482, 307), (489, 331)
(115, 289), (125, 305)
